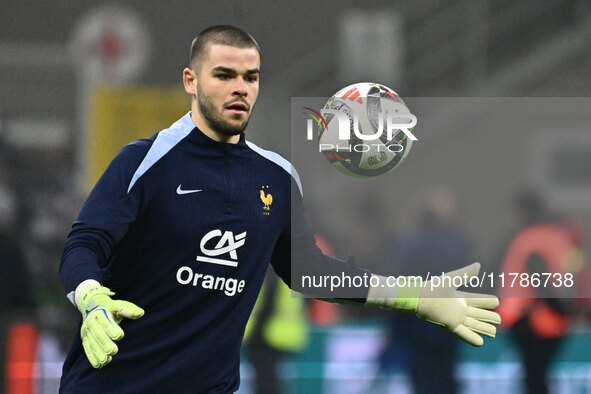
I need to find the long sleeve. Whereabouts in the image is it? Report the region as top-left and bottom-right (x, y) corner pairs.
(59, 141), (151, 295)
(269, 176), (370, 302)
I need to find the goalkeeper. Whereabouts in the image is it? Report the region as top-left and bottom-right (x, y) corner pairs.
(59, 25), (499, 393)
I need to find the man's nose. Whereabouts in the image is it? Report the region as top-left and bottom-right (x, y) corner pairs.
(232, 79), (247, 97)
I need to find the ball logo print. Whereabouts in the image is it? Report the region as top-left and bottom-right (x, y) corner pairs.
(304, 82), (417, 178)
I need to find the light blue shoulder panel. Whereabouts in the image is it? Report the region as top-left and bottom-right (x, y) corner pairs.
(127, 112), (195, 193)
(245, 140), (303, 197)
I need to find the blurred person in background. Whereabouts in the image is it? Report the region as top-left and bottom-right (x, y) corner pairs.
(0, 183), (35, 393)
(0, 183), (32, 314)
(243, 234), (338, 394)
(375, 189), (471, 394)
(497, 190), (588, 394)
(243, 268), (308, 394)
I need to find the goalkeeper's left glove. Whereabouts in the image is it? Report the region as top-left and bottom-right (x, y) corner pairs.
(366, 262), (501, 346)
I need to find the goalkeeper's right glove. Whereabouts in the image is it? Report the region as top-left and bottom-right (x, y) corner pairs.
(77, 284), (144, 369)
(366, 262), (501, 346)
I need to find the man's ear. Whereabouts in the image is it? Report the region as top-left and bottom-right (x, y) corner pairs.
(183, 68), (197, 95)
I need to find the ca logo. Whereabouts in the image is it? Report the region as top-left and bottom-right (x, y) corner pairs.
(196, 229), (246, 267)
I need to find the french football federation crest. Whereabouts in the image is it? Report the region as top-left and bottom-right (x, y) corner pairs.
(260, 185), (272, 215)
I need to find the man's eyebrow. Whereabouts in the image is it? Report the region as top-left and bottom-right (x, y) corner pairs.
(211, 66), (260, 75)
(212, 66), (235, 74)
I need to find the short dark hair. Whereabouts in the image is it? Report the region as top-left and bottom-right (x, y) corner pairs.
(189, 25), (261, 71)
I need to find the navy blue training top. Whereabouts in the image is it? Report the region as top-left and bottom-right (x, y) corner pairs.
(58, 112), (369, 393)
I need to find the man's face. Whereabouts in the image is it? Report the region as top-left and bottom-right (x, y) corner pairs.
(194, 44), (260, 136)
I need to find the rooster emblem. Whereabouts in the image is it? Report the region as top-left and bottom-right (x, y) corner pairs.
(260, 186), (273, 212)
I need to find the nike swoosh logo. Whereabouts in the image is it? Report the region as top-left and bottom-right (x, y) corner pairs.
(84, 306), (98, 316)
(176, 185), (202, 195)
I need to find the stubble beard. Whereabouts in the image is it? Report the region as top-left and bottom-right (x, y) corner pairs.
(197, 85), (250, 137)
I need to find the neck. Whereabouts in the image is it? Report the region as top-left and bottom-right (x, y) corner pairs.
(190, 104), (240, 144)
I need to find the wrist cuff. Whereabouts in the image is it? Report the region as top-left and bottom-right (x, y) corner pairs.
(366, 274), (422, 312)
(77, 283), (113, 312)
(392, 281), (421, 312)
(71, 279), (102, 307)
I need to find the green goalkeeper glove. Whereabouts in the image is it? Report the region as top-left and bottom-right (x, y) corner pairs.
(366, 262), (501, 346)
(77, 285), (144, 368)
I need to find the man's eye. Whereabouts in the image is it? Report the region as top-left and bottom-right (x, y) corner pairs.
(217, 74), (230, 80)
(246, 76), (258, 83)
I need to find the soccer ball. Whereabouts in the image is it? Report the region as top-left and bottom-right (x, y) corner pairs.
(318, 82), (415, 178)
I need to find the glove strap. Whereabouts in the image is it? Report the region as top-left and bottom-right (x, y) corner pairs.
(392, 278), (422, 312)
(366, 275), (422, 313)
(78, 286), (114, 318)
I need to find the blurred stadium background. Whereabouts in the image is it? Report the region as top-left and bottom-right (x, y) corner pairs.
(1, 0), (590, 393)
